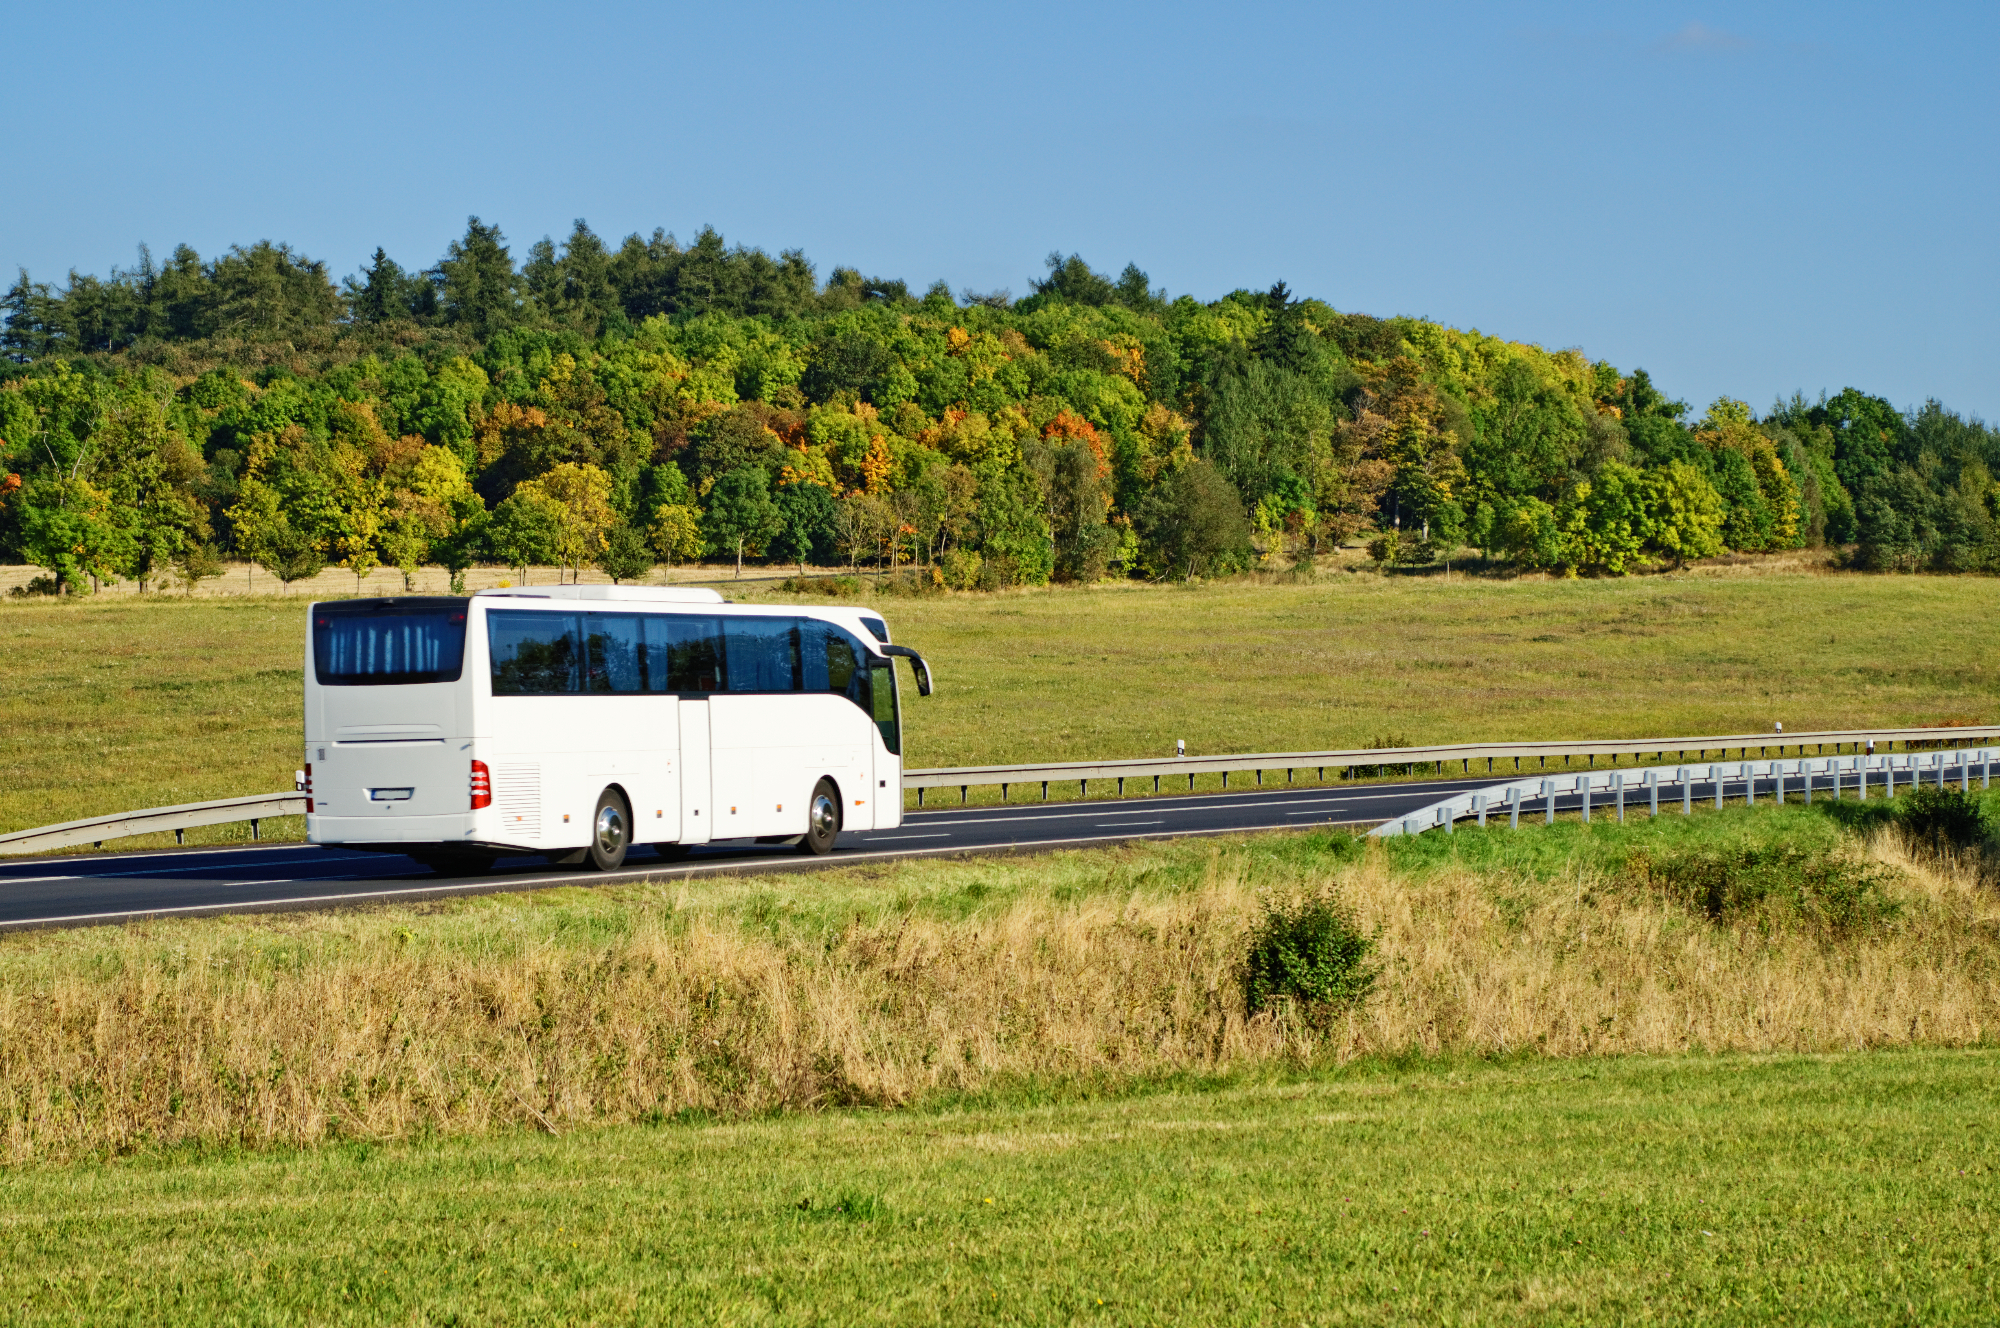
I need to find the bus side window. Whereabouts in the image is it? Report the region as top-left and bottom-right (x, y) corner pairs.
(644, 615), (723, 694)
(870, 662), (900, 755)
(489, 611), (582, 694)
(725, 618), (801, 692)
(800, 621), (829, 692)
(585, 614), (645, 693)
(827, 630), (864, 708)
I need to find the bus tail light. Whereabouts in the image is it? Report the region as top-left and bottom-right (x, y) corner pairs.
(470, 760), (492, 809)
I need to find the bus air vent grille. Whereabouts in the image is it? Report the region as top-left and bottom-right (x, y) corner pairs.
(494, 764), (541, 839)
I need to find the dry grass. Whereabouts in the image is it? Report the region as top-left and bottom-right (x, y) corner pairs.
(1, 817), (1993, 1163)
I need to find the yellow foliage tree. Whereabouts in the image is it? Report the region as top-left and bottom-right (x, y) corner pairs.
(514, 462), (615, 583)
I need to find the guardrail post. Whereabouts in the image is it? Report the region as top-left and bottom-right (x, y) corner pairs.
(1801, 760), (1811, 806)
(1713, 765), (1724, 811)
(1614, 772), (1625, 822)
(1646, 769), (1659, 817)
(1509, 787), (1521, 828)
(1041, 782), (1048, 801)
(1153, 776), (1160, 794)
(1960, 753), (1969, 793)
(1985, 749), (1991, 789)
(961, 785), (968, 804)
(1002, 783), (1009, 802)
(1886, 760), (1896, 799)
(1744, 763), (1756, 806)
(1543, 779), (1555, 824)
(175, 828), (185, 845)
(918, 788), (925, 807)
(250, 819), (260, 841)
(1441, 803), (1453, 834)
(1080, 779), (1087, 799)
(1773, 762), (1784, 805)
(1474, 794), (1488, 827)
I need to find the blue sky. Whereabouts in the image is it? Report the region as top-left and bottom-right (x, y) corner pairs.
(6, 1), (1993, 420)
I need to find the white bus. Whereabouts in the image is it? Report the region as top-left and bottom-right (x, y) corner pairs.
(302, 586), (933, 872)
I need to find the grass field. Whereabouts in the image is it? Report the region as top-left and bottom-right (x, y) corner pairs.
(2, 797), (1992, 1163)
(1, 564), (1995, 840)
(0, 1049), (1991, 1324)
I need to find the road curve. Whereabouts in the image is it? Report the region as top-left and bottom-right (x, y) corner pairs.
(0, 767), (1787, 930)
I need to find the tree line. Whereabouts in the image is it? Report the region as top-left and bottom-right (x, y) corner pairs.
(3, 217), (1996, 596)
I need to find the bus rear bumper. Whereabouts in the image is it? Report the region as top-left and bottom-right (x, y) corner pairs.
(309, 814), (484, 846)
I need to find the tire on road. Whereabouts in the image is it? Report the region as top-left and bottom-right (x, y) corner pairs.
(799, 778), (842, 856)
(587, 786), (631, 871)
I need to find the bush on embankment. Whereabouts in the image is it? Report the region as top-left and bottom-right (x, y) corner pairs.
(0, 806), (1995, 1162)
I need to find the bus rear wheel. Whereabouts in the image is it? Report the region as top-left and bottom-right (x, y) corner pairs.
(588, 788), (631, 871)
(800, 778), (842, 856)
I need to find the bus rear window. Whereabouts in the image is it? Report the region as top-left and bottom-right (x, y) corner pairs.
(313, 602), (468, 686)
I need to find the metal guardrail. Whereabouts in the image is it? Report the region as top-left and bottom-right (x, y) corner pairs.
(1371, 748), (1996, 837)
(0, 793), (308, 857)
(3, 725), (1996, 856)
(903, 725), (2000, 805)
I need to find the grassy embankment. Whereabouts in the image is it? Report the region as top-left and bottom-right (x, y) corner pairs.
(1, 795), (1992, 1163)
(1, 565), (1993, 843)
(0, 799), (1994, 1320)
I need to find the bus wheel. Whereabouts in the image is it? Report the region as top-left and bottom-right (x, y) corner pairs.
(589, 788), (631, 871)
(800, 779), (842, 856)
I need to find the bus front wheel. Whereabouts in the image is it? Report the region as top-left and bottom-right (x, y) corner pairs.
(800, 779), (842, 856)
(588, 788), (631, 871)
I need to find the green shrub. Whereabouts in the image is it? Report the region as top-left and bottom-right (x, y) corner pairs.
(1894, 786), (1987, 855)
(1628, 845), (1901, 935)
(1242, 891), (1376, 1018)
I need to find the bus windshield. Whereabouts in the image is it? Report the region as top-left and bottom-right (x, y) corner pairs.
(313, 600), (468, 686)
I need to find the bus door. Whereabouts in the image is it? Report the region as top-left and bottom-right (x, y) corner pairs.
(678, 698), (713, 844)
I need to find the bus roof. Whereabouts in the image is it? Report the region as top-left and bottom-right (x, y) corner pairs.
(472, 586), (725, 604)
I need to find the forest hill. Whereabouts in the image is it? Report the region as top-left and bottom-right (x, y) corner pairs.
(3, 220), (1994, 593)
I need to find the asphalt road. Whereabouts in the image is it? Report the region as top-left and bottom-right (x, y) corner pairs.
(0, 767), (1805, 929)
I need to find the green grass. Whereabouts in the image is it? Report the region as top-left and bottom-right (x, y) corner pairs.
(4, 568), (1995, 840)
(0, 1050), (1992, 1325)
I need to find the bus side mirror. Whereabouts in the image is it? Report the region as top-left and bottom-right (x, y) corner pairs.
(880, 645), (933, 697)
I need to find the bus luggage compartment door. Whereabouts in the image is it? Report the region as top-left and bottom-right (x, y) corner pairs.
(677, 699), (713, 845)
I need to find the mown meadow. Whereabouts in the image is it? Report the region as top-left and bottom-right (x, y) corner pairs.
(0, 563), (1991, 840)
